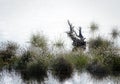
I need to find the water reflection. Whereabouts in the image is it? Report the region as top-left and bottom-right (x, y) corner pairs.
(51, 57), (74, 82)
(0, 70), (120, 84)
(19, 70), (47, 84)
(0, 70), (25, 84)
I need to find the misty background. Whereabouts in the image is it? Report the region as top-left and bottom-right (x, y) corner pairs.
(0, 0), (120, 48)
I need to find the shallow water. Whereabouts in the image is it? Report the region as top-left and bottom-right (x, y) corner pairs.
(0, 70), (120, 84)
(0, 70), (25, 84)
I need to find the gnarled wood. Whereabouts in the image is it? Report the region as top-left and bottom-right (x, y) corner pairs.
(66, 20), (86, 51)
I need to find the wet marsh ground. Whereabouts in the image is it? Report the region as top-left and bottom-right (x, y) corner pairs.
(0, 32), (120, 84)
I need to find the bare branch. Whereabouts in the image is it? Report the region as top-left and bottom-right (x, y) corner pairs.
(66, 20), (86, 50)
(67, 20), (74, 33)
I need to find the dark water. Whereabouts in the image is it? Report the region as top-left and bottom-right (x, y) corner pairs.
(0, 70), (120, 84)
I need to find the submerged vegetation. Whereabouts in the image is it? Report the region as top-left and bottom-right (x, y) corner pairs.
(0, 21), (120, 83)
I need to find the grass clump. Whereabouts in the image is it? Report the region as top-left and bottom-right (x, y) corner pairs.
(87, 54), (109, 79)
(53, 39), (64, 48)
(89, 36), (111, 51)
(51, 57), (73, 82)
(30, 33), (47, 49)
(90, 22), (99, 33)
(102, 50), (120, 76)
(19, 55), (49, 83)
(0, 41), (19, 62)
(0, 41), (19, 70)
(65, 52), (89, 71)
(87, 48), (120, 78)
(87, 61), (109, 79)
(111, 56), (120, 75)
(111, 28), (120, 40)
(26, 59), (48, 82)
(14, 49), (33, 70)
(0, 58), (5, 69)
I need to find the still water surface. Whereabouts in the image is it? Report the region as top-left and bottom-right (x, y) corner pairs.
(0, 70), (120, 84)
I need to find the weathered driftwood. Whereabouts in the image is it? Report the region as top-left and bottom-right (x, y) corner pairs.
(66, 20), (86, 51)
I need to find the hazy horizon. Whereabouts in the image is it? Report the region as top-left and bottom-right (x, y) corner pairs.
(0, 0), (120, 47)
